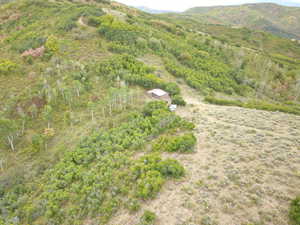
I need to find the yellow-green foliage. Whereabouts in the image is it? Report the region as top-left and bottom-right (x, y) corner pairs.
(133, 154), (185, 199)
(0, 59), (17, 75)
(152, 133), (197, 153)
(290, 196), (300, 225)
(45, 35), (59, 54)
(205, 96), (300, 115)
(98, 15), (143, 45)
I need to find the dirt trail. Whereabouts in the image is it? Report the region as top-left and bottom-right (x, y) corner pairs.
(109, 85), (300, 225)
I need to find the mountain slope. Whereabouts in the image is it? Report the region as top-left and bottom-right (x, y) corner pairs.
(0, 0), (300, 224)
(136, 6), (177, 14)
(185, 3), (300, 39)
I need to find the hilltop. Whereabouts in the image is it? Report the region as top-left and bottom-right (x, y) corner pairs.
(136, 6), (177, 14)
(185, 3), (300, 39)
(0, 0), (300, 224)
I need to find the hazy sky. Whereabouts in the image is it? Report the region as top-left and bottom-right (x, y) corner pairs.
(116, 0), (300, 11)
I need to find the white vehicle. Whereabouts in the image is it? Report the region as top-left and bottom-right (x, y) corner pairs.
(169, 104), (177, 112)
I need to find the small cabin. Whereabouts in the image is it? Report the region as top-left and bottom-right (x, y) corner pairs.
(147, 89), (171, 104)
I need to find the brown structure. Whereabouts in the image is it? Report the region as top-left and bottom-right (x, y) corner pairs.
(147, 89), (171, 104)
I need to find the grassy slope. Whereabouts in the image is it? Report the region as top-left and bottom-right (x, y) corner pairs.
(0, 0), (299, 224)
(184, 3), (300, 39)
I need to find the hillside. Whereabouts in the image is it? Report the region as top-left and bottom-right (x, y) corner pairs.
(136, 6), (176, 14)
(185, 3), (300, 39)
(0, 0), (300, 225)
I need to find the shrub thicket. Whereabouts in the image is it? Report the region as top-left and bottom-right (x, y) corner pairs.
(0, 102), (194, 224)
(98, 15), (143, 45)
(290, 197), (300, 225)
(171, 95), (186, 106)
(152, 133), (197, 153)
(164, 58), (249, 95)
(0, 59), (17, 75)
(97, 55), (184, 100)
(205, 96), (300, 115)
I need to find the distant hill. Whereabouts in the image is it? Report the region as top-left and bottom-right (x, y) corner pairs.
(184, 3), (300, 39)
(249, 0), (300, 7)
(136, 6), (177, 14)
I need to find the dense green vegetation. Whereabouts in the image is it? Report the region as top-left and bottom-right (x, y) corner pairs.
(0, 101), (194, 224)
(290, 196), (300, 225)
(152, 133), (197, 153)
(184, 3), (300, 40)
(164, 57), (249, 95)
(0, 0), (299, 224)
(205, 96), (300, 115)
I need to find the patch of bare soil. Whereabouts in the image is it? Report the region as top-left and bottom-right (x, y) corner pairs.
(78, 16), (87, 26)
(109, 85), (300, 225)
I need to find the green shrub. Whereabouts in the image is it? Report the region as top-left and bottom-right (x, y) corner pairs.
(290, 196), (300, 225)
(164, 56), (249, 96)
(98, 15), (142, 45)
(143, 101), (168, 116)
(107, 42), (132, 54)
(0, 103), (191, 224)
(165, 83), (180, 95)
(245, 100), (300, 115)
(31, 134), (45, 151)
(136, 170), (164, 199)
(44, 35), (59, 59)
(87, 16), (101, 27)
(204, 96), (243, 107)
(45, 35), (59, 54)
(57, 12), (79, 32)
(157, 159), (185, 178)
(139, 210), (156, 225)
(126, 199), (141, 212)
(136, 37), (148, 50)
(96, 55), (183, 100)
(171, 95), (186, 106)
(205, 96), (300, 115)
(10, 31), (46, 53)
(132, 153), (185, 199)
(0, 59), (17, 75)
(149, 38), (162, 51)
(153, 133), (197, 153)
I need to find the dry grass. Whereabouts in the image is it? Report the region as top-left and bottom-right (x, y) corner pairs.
(109, 85), (300, 225)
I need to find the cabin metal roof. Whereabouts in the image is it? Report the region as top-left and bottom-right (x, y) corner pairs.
(147, 89), (168, 97)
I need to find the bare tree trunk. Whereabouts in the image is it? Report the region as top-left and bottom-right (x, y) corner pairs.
(21, 120), (25, 135)
(7, 136), (15, 151)
(109, 104), (112, 116)
(0, 159), (4, 171)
